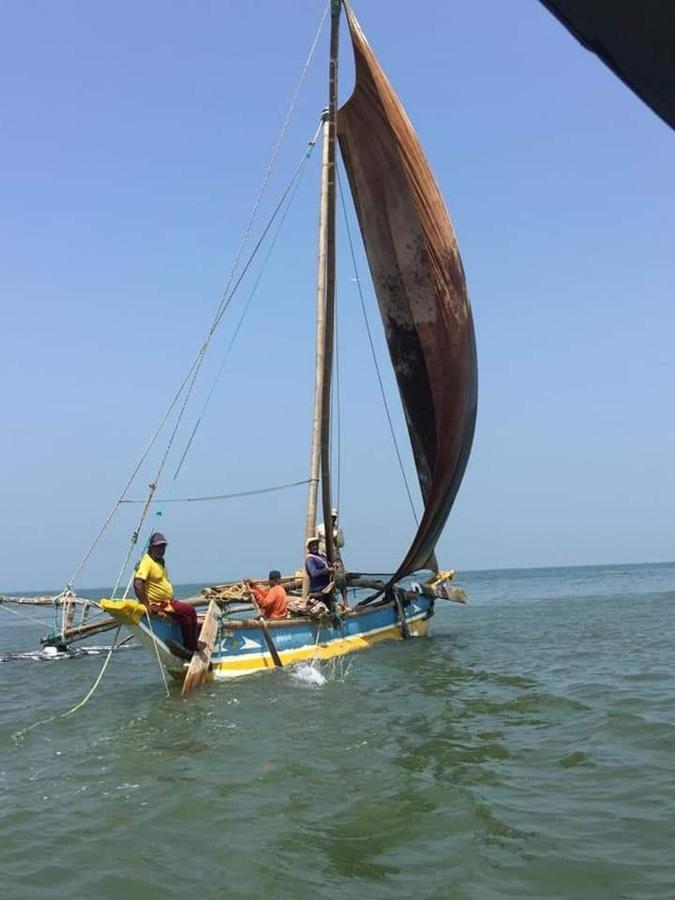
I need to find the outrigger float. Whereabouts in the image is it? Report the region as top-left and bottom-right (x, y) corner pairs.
(43, 1), (478, 693)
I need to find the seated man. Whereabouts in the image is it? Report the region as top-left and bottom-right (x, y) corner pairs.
(245, 570), (288, 619)
(133, 532), (202, 659)
(304, 536), (335, 597)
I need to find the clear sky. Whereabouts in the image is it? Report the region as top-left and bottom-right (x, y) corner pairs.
(1, 1), (673, 592)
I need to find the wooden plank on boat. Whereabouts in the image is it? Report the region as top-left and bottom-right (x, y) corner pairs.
(181, 599), (219, 697)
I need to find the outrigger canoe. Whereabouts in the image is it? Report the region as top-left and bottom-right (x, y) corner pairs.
(100, 575), (460, 683)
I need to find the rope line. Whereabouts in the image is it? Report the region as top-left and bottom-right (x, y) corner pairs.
(13, 626), (122, 741)
(112, 124), (323, 601)
(61, 10), (328, 598)
(169, 124), (321, 486)
(144, 618), (171, 697)
(0, 603), (53, 628)
(219, 3), (329, 306)
(337, 167), (420, 526)
(19, 10), (329, 724)
(313, 620), (323, 659)
(66, 357), (200, 590)
(112, 482), (158, 600)
(119, 478), (310, 505)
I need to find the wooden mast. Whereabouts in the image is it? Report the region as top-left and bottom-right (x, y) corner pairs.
(318, 0), (341, 564)
(304, 108), (330, 545)
(304, 1), (340, 564)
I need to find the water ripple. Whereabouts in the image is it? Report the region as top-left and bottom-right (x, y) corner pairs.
(2, 563), (675, 898)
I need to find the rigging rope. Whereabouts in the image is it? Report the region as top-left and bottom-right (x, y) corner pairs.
(61, 9), (328, 597)
(15, 9), (331, 729)
(119, 478), (310, 505)
(169, 122), (321, 487)
(144, 616), (171, 698)
(112, 125), (324, 601)
(65, 358), (201, 591)
(13, 626), (122, 742)
(0, 603), (53, 628)
(221, 2), (329, 298)
(336, 167), (420, 526)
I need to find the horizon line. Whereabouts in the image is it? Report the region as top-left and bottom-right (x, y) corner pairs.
(4, 558), (674, 598)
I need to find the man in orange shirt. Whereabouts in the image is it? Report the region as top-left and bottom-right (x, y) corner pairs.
(245, 570), (288, 619)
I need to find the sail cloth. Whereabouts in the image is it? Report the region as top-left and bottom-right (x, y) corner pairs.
(337, 3), (478, 578)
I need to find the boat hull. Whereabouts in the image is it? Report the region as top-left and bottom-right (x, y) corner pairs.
(103, 594), (435, 682)
(211, 597), (433, 679)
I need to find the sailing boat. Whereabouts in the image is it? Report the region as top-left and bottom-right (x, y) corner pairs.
(52, 1), (477, 690)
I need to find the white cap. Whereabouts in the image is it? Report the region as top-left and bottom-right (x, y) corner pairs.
(306, 536), (319, 548)
(330, 507), (338, 516)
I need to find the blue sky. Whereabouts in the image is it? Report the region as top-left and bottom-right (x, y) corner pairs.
(1, 1), (673, 592)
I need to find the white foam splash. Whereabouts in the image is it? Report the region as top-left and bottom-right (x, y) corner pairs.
(0, 644), (136, 664)
(291, 662), (327, 687)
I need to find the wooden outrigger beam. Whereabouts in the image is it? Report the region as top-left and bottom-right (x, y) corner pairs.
(346, 575), (468, 605)
(41, 615), (120, 647)
(1, 593), (91, 607)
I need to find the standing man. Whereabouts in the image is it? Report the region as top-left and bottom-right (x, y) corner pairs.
(317, 507), (344, 563)
(245, 570), (288, 618)
(133, 532), (201, 658)
(317, 509), (349, 610)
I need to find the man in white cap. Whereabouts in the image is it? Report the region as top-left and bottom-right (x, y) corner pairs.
(286, 536), (333, 619)
(304, 536), (335, 596)
(317, 508), (344, 563)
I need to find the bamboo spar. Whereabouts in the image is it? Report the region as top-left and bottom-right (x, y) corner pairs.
(318, 0), (341, 564)
(304, 109), (330, 546)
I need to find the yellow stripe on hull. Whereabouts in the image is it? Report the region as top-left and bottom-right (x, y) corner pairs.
(209, 616), (429, 680)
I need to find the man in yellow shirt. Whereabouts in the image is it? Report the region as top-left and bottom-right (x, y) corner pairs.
(133, 532), (201, 658)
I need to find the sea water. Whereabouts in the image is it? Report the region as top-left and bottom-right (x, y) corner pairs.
(1, 562), (674, 899)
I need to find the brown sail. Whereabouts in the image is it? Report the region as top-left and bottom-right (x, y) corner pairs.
(337, 3), (478, 577)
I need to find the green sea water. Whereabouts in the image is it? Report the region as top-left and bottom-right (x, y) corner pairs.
(1, 562), (674, 899)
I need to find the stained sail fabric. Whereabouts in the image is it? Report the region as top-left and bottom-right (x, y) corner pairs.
(337, 3), (478, 578)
